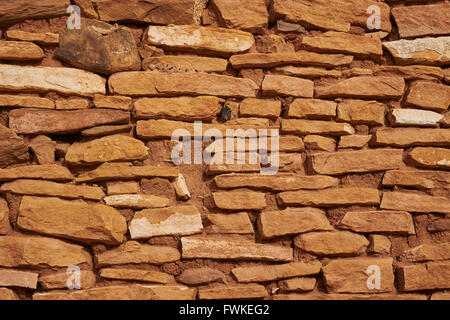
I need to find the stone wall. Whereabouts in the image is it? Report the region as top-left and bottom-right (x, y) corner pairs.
(0, 0), (449, 300)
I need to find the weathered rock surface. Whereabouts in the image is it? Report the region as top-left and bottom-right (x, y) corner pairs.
(99, 268), (175, 284)
(232, 261), (321, 283)
(135, 96), (221, 121)
(0, 65), (106, 97)
(17, 196), (127, 244)
(75, 163), (179, 183)
(338, 135), (371, 149)
(405, 81), (450, 112)
(178, 267), (225, 286)
(398, 261), (450, 291)
(271, 0), (392, 32)
(39, 270), (96, 290)
(383, 170), (450, 189)
(0, 269), (38, 289)
(92, 0), (202, 25)
(0, 95), (54, 109)
(206, 212), (254, 235)
(322, 257), (394, 293)
(409, 147), (450, 169)
(129, 205), (203, 238)
(1, 179), (104, 200)
(375, 128), (450, 147)
(231, 52), (353, 69)
(338, 210), (415, 235)
(0, 164), (73, 182)
(65, 135), (149, 165)
(29, 135), (56, 165)
(389, 109), (443, 127)
(383, 37), (450, 65)
(279, 277), (316, 292)
(239, 98), (281, 119)
(0, 288), (19, 300)
(55, 20), (141, 75)
(96, 241), (180, 267)
(337, 100), (386, 126)
(32, 285), (156, 300)
(315, 77), (405, 99)
(273, 66), (342, 78)
(302, 32), (382, 59)
(381, 192), (450, 214)
(109, 71), (258, 97)
(213, 191), (267, 210)
(392, 3), (450, 38)
(288, 99), (336, 120)
(258, 208), (332, 239)
(212, 0), (268, 33)
(199, 285), (268, 300)
(278, 188), (380, 207)
(9, 108), (129, 135)
(400, 243), (450, 262)
(294, 231), (369, 256)
(282, 119), (354, 136)
(104, 194), (169, 209)
(181, 236), (293, 262)
(0, 40), (44, 61)
(0, 198), (10, 235)
(0, 0), (70, 25)
(0, 124), (29, 168)
(5, 30), (59, 45)
(146, 25), (254, 56)
(0, 236), (92, 268)
(368, 235), (391, 255)
(376, 65), (444, 81)
(311, 149), (403, 175)
(143, 55), (228, 72)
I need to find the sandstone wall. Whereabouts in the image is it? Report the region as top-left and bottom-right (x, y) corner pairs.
(0, 0), (449, 300)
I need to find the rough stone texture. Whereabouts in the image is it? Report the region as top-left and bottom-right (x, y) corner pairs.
(389, 109), (443, 127)
(368, 235), (391, 255)
(294, 231), (369, 256)
(383, 170), (450, 189)
(316, 77), (405, 99)
(0, 165), (73, 182)
(215, 173), (338, 191)
(0, 65), (106, 97)
(17, 196), (127, 244)
(206, 212), (254, 235)
(409, 147), (450, 169)
(9, 108), (129, 135)
(392, 3), (450, 39)
(322, 258), (395, 293)
(135, 96), (222, 121)
(0, 95), (54, 109)
(104, 194), (169, 209)
(338, 210), (415, 235)
(400, 243), (450, 262)
(311, 149), (403, 175)
(0, 124), (29, 168)
(304, 135), (336, 152)
(375, 128), (450, 147)
(271, 0), (392, 32)
(5, 30), (59, 45)
(381, 192), (450, 214)
(337, 100), (386, 126)
(338, 135), (371, 149)
(288, 99), (336, 120)
(0, 236), (92, 268)
(383, 37), (450, 66)
(181, 236), (293, 262)
(1, 179), (105, 200)
(109, 71), (258, 97)
(129, 205), (203, 238)
(143, 55), (228, 72)
(0, 198), (10, 235)
(29, 135), (55, 165)
(92, 0), (201, 25)
(0, 40), (44, 61)
(0, 269), (38, 289)
(405, 81), (450, 112)
(65, 135), (149, 165)
(239, 98), (281, 119)
(261, 75), (314, 97)
(397, 261), (450, 292)
(178, 267), (225, 286)
(99, 268), (175, 284)
(278, 188), (380, 207)
(96, 241), (180, 267)
(75, 163), (179, 183)
(199, 285), (268, 300)
(232, 261), (321, 283)
(302, 32), (382, 59)
(39, 271), (96, 290)
(146, 25), (254, 56)
(258, 208), (333, 239)
(0, 0), (70, 25)
(55, 20), (141, 75)
(212, 0), (268, 33)
(282, 119), (354, 136)
(0, 288), (19, 300)
(212, 191), (267, 210)
(376, 65), (444, 81)
(32, 285), (156, 300)
(279, 277), (316, 292)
